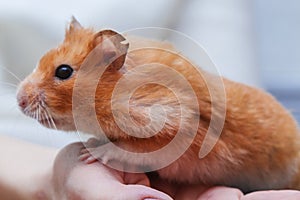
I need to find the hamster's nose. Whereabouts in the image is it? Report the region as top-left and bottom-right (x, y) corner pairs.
(17, 91), (28, 111)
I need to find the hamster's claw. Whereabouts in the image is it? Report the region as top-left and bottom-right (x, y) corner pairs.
(80, 148), (89, 154)
(79, 142), (113, 164)
(78, 137), (112, 164)
(78, 151), (96, 163)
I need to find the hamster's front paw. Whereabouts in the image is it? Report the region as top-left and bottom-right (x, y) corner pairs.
(79, 137), (109, 164)
(79, 138), (125, 165)
(79, 138), (146, 172)
(79, 143), (110, 164)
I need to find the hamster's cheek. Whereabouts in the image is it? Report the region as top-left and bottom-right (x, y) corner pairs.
(39, 115), (77, 131)
(44, 94), (72, 115)
(55, 121), (77, 131)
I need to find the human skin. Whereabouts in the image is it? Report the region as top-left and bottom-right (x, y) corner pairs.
(0, 135), (300, 200)
(0, 135), (170, 200)
(52, 142), (172, 200)
(0, 135), (56, 200)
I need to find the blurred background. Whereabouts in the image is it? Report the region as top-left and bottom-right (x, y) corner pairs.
(0, 0), (299, 147)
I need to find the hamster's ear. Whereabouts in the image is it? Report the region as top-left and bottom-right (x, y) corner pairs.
(70, 16), (83, 31)
(65, 16), (83, 38)
(93, 30), (129, 71)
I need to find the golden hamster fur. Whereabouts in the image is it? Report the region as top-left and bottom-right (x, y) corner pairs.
(17, 18), (300, 193)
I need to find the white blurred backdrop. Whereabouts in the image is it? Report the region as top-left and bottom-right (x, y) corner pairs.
(0, 0), (299, 147)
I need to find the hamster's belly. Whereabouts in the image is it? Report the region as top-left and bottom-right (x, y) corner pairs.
(155, 147), (296, 193)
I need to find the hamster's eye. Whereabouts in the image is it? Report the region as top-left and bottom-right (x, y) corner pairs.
(55, 64), (73, 80)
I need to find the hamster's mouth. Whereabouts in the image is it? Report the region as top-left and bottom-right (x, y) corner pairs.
(21, 108), (58, 128)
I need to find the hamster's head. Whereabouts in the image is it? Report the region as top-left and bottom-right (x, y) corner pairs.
(16, 17), (129, 131)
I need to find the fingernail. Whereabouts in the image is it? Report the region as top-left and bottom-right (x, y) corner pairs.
(144, 198), (159, 200)
(85, 157), (96, 164)
(78, 155), (84, 161)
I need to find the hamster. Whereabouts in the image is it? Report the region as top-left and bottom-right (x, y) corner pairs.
(17, 17), (300, 193)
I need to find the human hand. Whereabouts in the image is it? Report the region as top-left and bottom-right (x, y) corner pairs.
(52, 142), (300, 200)
(149, 173), (300, 200)
(51, 142), (172, 200)
(196, 187), (300, 200)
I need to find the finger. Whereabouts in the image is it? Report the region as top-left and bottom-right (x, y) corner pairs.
(123, 172), (150, 186)
(197, 186), (243, 200)
(78, 153), (91, 161)
(52, 142), (85, 198)
(242, 190), (300, 200)
(85, 156), (98, 164)
(54, 142), (85, 172)
(147, 172), (178, 198)
(118, 184), (173, 200)
(80, 148), (89, 154)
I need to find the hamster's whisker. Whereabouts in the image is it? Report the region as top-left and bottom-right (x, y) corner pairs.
(0, 66), (22, 83)
(23, 101), (35, 114)
(28, 108), (37, 119)
(45, 118), (51, 128)
(49, 115), (57, 130)
(5, 103), (19, 113)
(49, 113), (57, 130)
(32, 109), (37, 120)
(0, 93), (16, 98)
(41, 106), (52, 128)
(35, 105), (39, 121)
(47, 118), (52, 128)
(34, 107), (38, 121)
(39, 104), (48, 121)
(24, 101), (34, 111)
(37, 104), (41, 121)
(0, 81), (18, 88)
(43, 104), (57, 130)
(43, 107), (53, 128)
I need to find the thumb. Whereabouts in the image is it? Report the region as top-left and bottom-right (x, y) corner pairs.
(242, 190), (300, 200)
(198, 186), (243, 200)
(116, 184), (173, 200)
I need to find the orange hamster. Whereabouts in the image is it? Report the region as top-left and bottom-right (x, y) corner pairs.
(17, 17), (300, 193)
